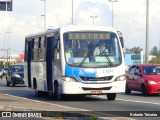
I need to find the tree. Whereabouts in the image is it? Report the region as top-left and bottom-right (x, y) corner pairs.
(149, 57), (160, 64)
(150, 46), (159, 57)
(125, 46), (143, 54)
(148, 46), (160, 64)
(0, 61), (3, 68)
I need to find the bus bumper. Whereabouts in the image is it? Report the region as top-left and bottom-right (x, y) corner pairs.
(61, 80), (126, 95)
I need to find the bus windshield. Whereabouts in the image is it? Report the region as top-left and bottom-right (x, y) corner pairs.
(63, 31), (122, 68)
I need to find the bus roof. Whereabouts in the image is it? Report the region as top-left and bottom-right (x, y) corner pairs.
(25, 25), (117, 38)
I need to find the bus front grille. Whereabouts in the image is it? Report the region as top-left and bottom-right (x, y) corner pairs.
(82, 87), (112, 90)
(80, 76), (113, 81)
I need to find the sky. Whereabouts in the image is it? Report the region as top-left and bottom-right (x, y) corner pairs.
(0, 0), (160, 56)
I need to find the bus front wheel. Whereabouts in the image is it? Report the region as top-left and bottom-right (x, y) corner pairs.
(54, 84), (65, 100)
(107, 93), (116, 100)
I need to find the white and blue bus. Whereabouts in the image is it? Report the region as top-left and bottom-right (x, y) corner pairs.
(24, 26), (126, 100)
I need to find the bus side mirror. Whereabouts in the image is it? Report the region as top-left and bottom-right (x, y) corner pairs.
(117, 31), (124, 48)
(120, 37), (124, 48)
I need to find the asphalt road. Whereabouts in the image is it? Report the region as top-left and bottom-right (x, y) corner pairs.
(0, 77), (160, 119)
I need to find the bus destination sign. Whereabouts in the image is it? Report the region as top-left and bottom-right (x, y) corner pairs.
(68, 33), (110, 40)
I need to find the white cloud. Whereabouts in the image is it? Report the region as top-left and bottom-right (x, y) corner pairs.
(0, 0), (160, 55)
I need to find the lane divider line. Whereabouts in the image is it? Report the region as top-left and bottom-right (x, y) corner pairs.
(97, 95), (160, 105)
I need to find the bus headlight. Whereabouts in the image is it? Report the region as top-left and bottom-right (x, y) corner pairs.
(115, 75), (126, 81)
(63, 77), (79, 82)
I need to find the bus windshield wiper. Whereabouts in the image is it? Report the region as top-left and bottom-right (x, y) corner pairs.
(78, 51), (90, 67)
(104, 54), (113, 67)
(100, 51), (113, 67)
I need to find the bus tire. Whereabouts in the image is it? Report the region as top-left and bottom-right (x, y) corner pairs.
(35, 89), (43, 97)
(54, 83), (65, 100)
(107, 93), (116, 100)
(33, 78), (42, 97)
(35, 87), (43, 97)
(33, 78), (37, 89)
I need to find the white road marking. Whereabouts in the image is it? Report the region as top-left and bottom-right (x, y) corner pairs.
(97, 96), (160, 105)
(4, 94), (89, 111)
(3, 94), (136, 120)
(117, 98), (160, 105)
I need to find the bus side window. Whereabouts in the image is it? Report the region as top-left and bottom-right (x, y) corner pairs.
(38, 36), (46, 61)
(54, 48), (58, 59)
(33, 38), (39, 61)
(24, 39), (28, 61)
(31, 39), (34, 61)
(54, 40), (60, 60)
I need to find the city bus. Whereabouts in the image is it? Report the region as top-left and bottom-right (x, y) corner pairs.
(24, 26), (126, 100)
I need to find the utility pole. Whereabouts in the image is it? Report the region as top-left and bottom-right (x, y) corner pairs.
(5, 32), (11, 66)
(90, 16), (97, 25)
(41, 0), (46, 31)
(72, 0), (73, 24)
(108, 0), (118, 27)
(145, 0), (149, 63)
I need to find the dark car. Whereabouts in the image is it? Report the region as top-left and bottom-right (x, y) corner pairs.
(125, 64), (160, 96)
(6, 64), (24, 87)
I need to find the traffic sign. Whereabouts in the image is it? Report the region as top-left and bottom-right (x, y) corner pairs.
(0, 0), (12, 11)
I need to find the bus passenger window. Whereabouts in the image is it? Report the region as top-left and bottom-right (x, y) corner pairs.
(54, 48), (59, 59)
(54, 40), (60, 60)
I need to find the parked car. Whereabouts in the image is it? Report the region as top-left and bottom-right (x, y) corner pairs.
(6, 64), (24, 87)
(0, 68), (3, 79)
(125, 64), (160, 96)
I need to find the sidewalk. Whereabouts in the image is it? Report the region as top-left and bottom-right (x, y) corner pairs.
(0, 93), (84, 111)
(0, 94), (93, 120)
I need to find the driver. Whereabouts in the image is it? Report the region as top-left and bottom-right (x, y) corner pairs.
(93, 42), (108, 56)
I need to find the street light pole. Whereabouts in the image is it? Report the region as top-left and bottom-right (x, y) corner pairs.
(90, 16), (97, 25)
(108, 0), (118, 27)
(5, 32), (11, 66)
(3, 34), (6, 68)
(145, 0), (149, 63)
(41, 0), (46, 31)
(72, 0), (73, 25)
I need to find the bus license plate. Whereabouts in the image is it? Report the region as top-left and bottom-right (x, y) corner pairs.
(91, 90), (102, 94)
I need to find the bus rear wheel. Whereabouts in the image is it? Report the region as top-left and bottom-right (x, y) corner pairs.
(35, 89), (43, 97)
(107, 93), (116, 100)
(33, 79), (43, 97)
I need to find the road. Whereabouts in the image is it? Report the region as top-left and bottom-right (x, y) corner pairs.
(0, 77), (160, 119)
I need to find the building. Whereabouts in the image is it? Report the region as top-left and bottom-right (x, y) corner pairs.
(0, 53), (24, 65)
(125, 52), (143, 66)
